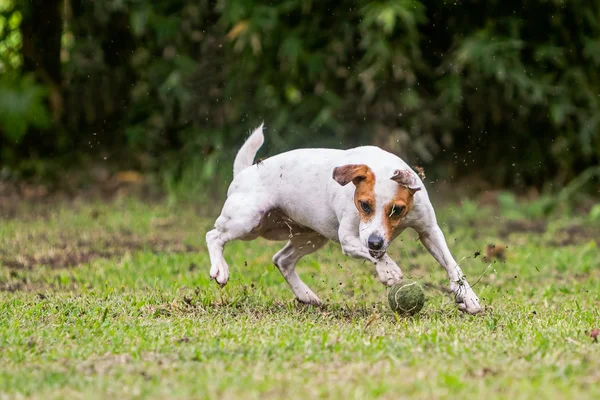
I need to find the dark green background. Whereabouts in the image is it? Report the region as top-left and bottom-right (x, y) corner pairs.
(1, 0), (599, 189)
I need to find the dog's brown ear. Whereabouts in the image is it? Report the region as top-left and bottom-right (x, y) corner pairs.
(333, 164), (370, 186)
(391, 169), (421, 194)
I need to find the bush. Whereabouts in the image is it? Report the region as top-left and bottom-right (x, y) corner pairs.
(2, 0), (599, 188)
(0, 73), (50, 143)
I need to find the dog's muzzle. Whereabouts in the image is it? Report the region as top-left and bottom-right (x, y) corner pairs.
(369, 249), (386, 259)
(368, 234), (386, 259)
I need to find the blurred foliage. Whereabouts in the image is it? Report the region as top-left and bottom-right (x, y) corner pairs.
(0, 0), (599, 189)
(0, 73), (50, 143)
(0, 0), (21, 71)
(590, 203), (600, 221)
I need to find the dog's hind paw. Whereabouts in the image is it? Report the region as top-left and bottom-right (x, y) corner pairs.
(210, 263), (229, 287)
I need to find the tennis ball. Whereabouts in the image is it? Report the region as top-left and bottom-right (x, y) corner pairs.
(388, 280), (425, 316)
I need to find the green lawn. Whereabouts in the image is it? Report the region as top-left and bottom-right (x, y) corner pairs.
(1, 197), (599, 399)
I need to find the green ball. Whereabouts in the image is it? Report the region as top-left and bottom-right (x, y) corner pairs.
(388, 280), (425, 316)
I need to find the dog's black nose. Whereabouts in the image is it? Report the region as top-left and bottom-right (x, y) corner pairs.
(368, 235), (384, 250)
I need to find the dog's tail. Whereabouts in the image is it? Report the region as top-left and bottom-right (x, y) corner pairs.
(233, 123), (265, 177)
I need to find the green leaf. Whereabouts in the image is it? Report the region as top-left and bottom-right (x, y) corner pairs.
(589, 204), (600, 221)
(130, 8), (148, 37)
(0, 73), (51, 143)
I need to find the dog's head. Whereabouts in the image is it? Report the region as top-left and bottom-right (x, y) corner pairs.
(332, 165), (421, 258)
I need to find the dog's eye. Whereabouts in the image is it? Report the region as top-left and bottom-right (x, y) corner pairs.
(359, 201), (372, 214)
(389, 205), (405, 218)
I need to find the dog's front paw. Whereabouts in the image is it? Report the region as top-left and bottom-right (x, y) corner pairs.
(451, 282), (482, 315)
(375, 258), (403, 286)
(457, 296), (482, 315)
(296, 290), (322, 306)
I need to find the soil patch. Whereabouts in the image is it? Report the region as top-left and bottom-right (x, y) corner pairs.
(1, 236), (199, 270)
(547, 224), (600, 247)
(499, 220), (547, 238)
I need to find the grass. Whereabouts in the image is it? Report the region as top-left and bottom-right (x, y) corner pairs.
(1, 196), (599, 399)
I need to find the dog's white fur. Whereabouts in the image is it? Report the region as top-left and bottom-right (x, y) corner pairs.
(206, 125), (482, 314)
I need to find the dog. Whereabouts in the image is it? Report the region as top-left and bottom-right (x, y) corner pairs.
(206, 124), (482, 315)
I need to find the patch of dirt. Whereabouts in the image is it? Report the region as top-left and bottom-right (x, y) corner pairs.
(77, 352), (178, 376)
(0, 170), (163, 220)
(491, 218), (598, 247)
(547, 224), (600, 247)
(499, 220), (547, 238)
(0, 274), (57, 293)
(0, 281), (28, 292)
(2, 248), (107, 270)
(586, 328), (599, 343)
(1, 236), (199, 271)
(468, 367), (499, 378)
(483, 243), (507, 262)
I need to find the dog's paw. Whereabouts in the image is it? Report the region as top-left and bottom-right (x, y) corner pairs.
(457, 296), (483, 315)
(452, 283), (482, 315)
(296, 290), (322, 306)
(380, 271), (403, 286)
(210, 262), (229, 287)
(375, 259), (403, 286)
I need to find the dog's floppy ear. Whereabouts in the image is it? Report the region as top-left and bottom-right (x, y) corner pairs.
(332, 164), (370, 186)
(391, 169), (421, 195)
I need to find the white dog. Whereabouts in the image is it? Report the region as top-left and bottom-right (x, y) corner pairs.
(206, 124), (482, 314)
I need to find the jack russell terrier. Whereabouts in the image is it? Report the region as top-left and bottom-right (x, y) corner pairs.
(206, 124), (482, 315)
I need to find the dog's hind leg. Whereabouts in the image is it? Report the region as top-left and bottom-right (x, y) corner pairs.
(273, 233), (328, 305)
(206, 194), (267, 287)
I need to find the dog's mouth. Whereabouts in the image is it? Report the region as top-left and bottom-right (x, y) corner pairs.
(369, 249), (386, 259)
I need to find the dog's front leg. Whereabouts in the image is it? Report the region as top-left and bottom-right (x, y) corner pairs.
(338, 217), (375, 259)
(418, 224), (482, 315)
(338, 232), (373, 261)
(338, 221), (402, 286)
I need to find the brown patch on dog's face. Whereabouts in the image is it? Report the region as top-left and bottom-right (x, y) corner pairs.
(381, 169), (422, 241)
(381, 186), (416, 241)
(332, 164), (376, 222)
